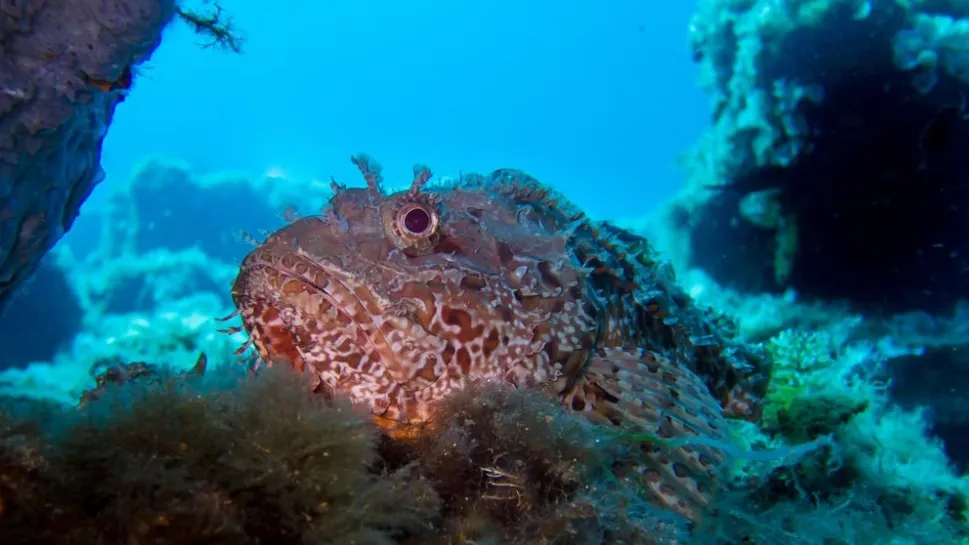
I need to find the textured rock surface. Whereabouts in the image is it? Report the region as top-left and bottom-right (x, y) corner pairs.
(0, 0), (176, 314)
(666, 0), (969, 314)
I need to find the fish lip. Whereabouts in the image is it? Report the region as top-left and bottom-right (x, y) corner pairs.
(253, 250), (369, 319)
(266, 259), (334, 299)
(235, 251), (326, 314)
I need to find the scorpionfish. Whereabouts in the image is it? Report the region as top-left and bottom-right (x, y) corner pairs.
(229, 155), (767, 522)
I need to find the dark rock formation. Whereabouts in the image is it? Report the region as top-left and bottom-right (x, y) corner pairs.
(0, 256), (82, 370)
(0, 0), (177, 315)
(679, 1), (969, 315)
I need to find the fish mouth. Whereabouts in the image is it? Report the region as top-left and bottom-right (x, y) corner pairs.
(231, 246), (353, 362)
(236, 247), (428, 419)
(259, 243), (398, 341)
(260, 252), (357, 320)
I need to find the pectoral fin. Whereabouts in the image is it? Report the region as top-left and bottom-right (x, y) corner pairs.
(560, 347), (730, 522)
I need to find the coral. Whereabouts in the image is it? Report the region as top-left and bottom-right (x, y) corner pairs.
(760, 329), (869, 441)
(0, 154), (331, 368)
(52, 156), (331, 319)
(620, 250), (969, 472)
(708, 324), (969, 543)
(112, 157), (313, 263)
(71, 156), (333, 269)
(0, 292), (243, 405)
(0, 157), (339, 400)
(668, 0), (969, 313)
(0, 0), (177, 315)
(893, 12), (969, 92)
(55, 244), (239, 318)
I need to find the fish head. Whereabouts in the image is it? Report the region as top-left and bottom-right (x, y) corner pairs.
(230, 155), (597, 424)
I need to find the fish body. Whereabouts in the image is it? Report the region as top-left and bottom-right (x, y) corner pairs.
(230, 155), (766, 521)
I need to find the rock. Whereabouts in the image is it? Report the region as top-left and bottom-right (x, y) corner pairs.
(672, 0), (969, 314)
(0, 0), (176, 314)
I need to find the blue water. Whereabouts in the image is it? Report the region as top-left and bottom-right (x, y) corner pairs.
(96, 0), (707, 222)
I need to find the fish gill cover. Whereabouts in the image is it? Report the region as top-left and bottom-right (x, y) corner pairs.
(0, 1), (968, 544)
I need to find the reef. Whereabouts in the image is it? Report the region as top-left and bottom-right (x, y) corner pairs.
(0, 158), (967, 543)
(662, 0), (969, 315)
(1, 0), (968, 541)
(636, 0), (969, 485)
(1, 337), (966, 543)
(0, 155), (332, 374)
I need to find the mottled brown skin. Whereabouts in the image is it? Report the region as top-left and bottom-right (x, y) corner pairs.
(230, 155), (767, 522)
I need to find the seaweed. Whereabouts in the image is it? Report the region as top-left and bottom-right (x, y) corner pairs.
(175, 2), (245, 53)
(1, 349), (964, 544)
(0, 366), (439, 544)
(0, 363), (687, 544)
(390, 384), (688, 544)
(692, 326), (969, 543)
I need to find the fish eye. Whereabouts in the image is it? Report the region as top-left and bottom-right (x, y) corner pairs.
(404, 207), (430, 233)
(386, 199), (440, 255)
(398, 204), (435, 236)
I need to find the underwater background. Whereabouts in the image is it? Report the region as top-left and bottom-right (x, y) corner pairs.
(1, 0), (969, 543)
